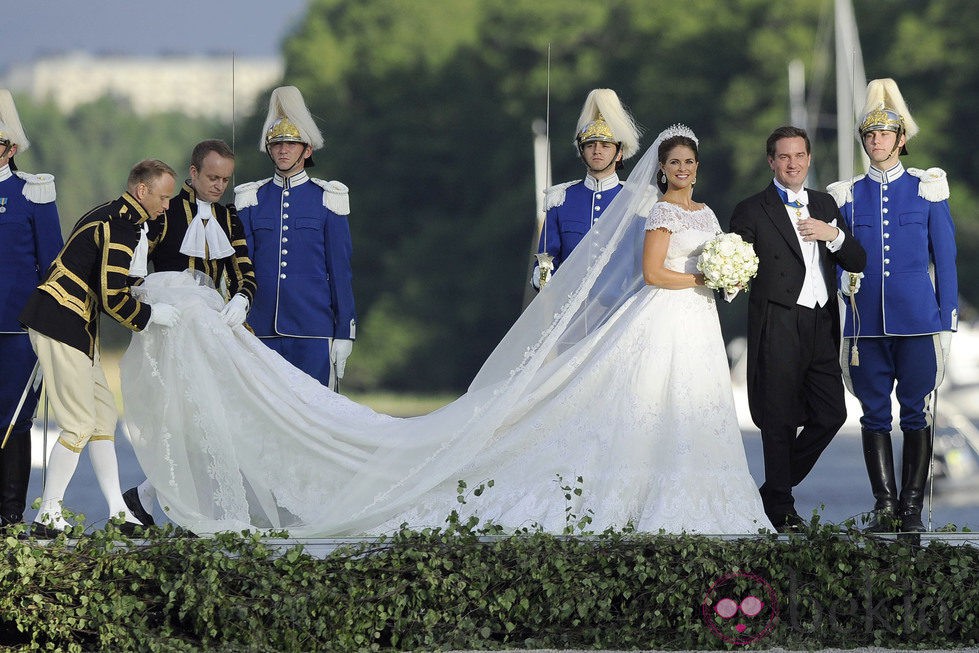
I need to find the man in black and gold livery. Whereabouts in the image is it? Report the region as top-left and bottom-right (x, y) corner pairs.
(19, 159), (181, 538)
(146, 139), (255, 321)
(122, 140), (256, 527)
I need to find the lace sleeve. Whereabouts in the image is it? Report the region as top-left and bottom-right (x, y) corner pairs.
(645, 202), (685, 233)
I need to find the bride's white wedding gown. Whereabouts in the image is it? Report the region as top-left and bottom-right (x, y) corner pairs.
(121, 202), (773, 536)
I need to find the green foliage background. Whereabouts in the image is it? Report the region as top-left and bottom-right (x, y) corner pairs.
(12, 0), (979, 392)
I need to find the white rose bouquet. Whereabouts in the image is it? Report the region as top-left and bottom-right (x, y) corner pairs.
(697, 232), (759, 301)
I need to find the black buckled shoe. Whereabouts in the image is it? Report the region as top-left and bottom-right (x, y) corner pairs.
(30, 522), (66, 539)
(116, 520), (146, 539)
(123, 487), (156, 527)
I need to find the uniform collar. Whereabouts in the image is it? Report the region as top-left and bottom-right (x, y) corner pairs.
(867, 161), (905, 184)
(181, 180), (197, 203)
(584, 173), (620, 192)
(0, 164), (10, 182)
(120, 192), (154, 225)
(273, 170), (309, 189)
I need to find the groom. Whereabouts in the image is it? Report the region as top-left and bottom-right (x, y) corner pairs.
(729, 126), (866, 532)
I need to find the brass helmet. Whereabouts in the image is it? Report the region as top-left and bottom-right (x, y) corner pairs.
(265, 117), (306, 146)
(859, 107), (905, 137)
(576, 113), (618, 148)
(857, 78), (919, 155)
(573, 89), (641, 161)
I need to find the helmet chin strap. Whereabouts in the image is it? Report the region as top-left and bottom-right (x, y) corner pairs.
(268, 147), (306, 175)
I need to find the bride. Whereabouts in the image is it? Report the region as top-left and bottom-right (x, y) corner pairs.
(121, 125), (773, 536)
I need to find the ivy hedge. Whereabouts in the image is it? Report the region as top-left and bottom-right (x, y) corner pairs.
(2, 506), (978, 651)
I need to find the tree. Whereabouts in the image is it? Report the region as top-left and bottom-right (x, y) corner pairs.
(12, 0), (979, 390)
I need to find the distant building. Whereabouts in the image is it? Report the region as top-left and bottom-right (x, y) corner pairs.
(2, 52), (283, 122)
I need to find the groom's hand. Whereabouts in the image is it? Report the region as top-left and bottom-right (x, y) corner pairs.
(796, 217), (839, 242)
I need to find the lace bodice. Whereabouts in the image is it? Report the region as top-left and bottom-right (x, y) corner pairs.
(644, 202), (721, 274)
(645, 201), (720, 233)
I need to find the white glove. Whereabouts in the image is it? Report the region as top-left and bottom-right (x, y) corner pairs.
(530, 265), (542, 290)
(841, 271), (863, 296)
(147, 303), (180, 328)
(940, 331), (952, 363)
(330, 339), (354, 379)
(219, 293), (249, 327)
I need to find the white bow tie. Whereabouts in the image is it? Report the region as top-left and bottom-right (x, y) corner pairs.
(787, 189), (809, 206)
(179, 201), (235, 259)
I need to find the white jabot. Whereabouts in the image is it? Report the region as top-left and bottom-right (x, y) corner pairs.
(179, 200), (235, 259)
(129, 223), (149, 277)
(0, 164), (11, 182)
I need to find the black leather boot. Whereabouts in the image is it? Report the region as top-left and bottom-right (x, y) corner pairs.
(0, 428), (32, 526)
(899, 427), (933, 533)
(861, 429), (898, 532)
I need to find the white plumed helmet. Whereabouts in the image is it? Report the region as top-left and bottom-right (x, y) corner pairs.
(574, 88), (641, 161)
(0, 89), (30, 152)
(260, 86), (325, 153)
(858, 78), (919, 154)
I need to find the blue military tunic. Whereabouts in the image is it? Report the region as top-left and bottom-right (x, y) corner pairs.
(829, 162), (957, 431)
(235, 170), (355, 386)
(831, 163), (957, 337)
(537, 174), (622, 272)
(0, 165), (63, 429)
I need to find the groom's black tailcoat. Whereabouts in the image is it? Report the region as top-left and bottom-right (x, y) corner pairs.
(729, 183), (866, 522)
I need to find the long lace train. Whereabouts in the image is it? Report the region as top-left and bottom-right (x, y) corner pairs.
(122, 265), (771, 537)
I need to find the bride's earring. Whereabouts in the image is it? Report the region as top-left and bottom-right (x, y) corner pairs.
(659, 171), (667, 184)
(691, 177), (697, 185)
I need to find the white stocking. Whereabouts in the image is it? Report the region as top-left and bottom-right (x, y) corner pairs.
(34, 442), (79, 530)
(88, 439), (138, 524)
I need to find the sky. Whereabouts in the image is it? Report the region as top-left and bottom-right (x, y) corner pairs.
(2, 0), (310, 71)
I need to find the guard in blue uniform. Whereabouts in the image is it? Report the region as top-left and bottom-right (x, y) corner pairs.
(236, 86), (356, 390)
(828, 78), (958, 533)
(0, 90), (64, 529)
(532, 89), (641, 289)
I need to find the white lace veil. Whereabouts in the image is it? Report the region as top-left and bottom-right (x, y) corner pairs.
(470, 124), (698, 391)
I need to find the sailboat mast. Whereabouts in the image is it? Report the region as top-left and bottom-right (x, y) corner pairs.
(834, 0), (869, 181)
